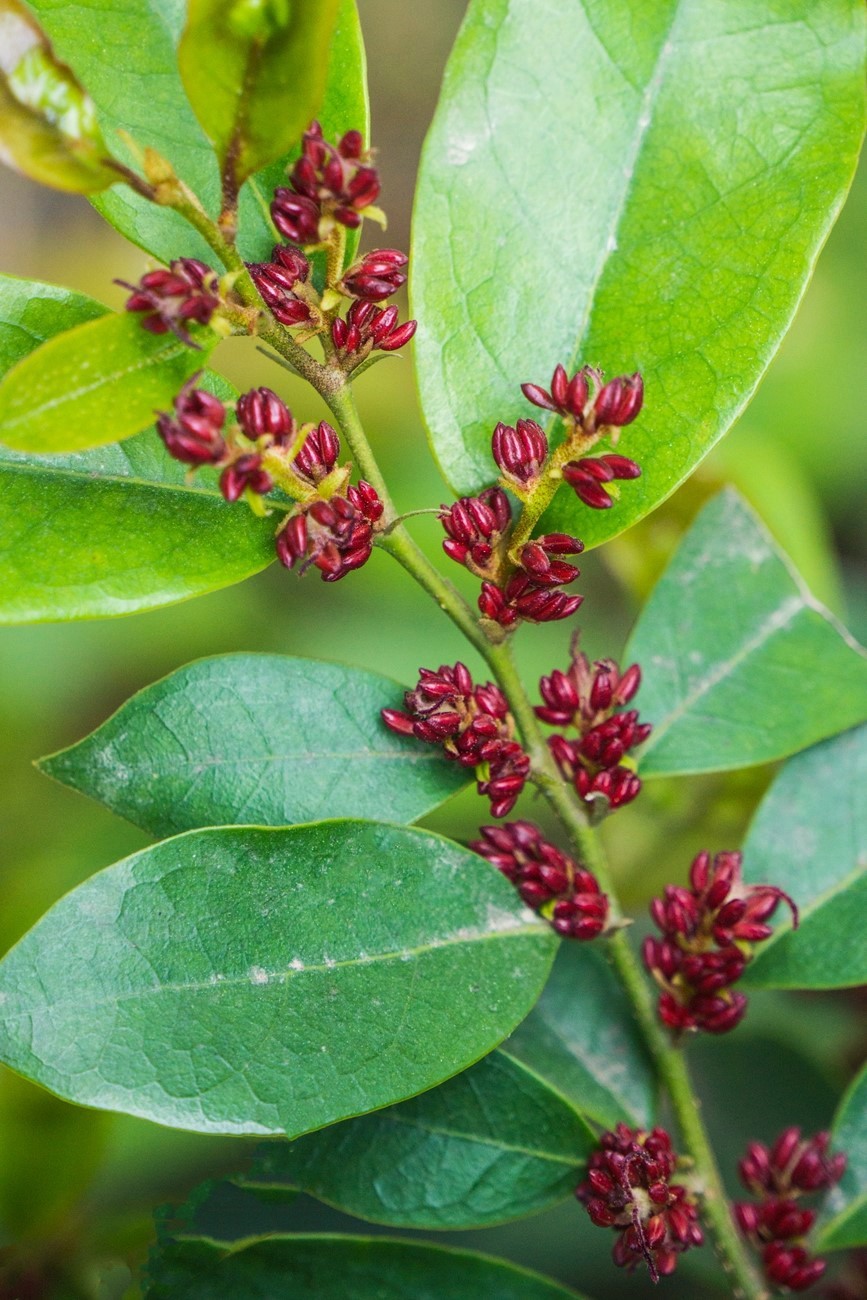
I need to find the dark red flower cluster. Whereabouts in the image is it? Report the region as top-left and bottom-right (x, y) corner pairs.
(271, 120), (381, 244)
(247, 245), (313, 327)
(276, 481), (383, 582)
(381, 663), (530, 817)
(331, 299), (417, 360)
(118, 257), (219, 347)
(642, 850), (798, 1035)
(492, 418), (548, 490)
(535, 640), (649, 816)
(341, 248), (408, 301)
(471, 821), (608, 938)
(562, 453), (642, 510)
(734, 1129), (846, 1292)
(576, 1124), (703, 1282)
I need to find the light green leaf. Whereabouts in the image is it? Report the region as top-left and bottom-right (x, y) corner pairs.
(0, 822), (557, 1135)
(502, 942), (657, 1129)
(0, 309), (213, 453)
(242, 1051), (593, 1229)
(626, 490), (867, 775)
(0, 0), (120, 192)
(0, 272), (107, 368)
(144, 1235), (586, 1300)
(179, 0), (339, 189)
(741, 725), (867, 990)
(817, 1063), (867, 1251)
(27, 0), (368, 264)
(411, 0), (866, 548)
(39, 654), (467, 833)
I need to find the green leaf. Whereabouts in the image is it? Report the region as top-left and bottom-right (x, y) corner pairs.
(626, 490), (867, 776)
(39, 654), (467, 833)
(741, 725), (867, 991)
(411, 0), (866, 548)
(242, 1051), (593, 1229)
(27, 0), (368, 265)
(179, 0), (339, 190)
(144, 1235), (586, 1300)
(817, 1063), (867, 1251)
(0, 822), (557, 1135)
(502, 942), (657, 1129)
(0, 0), (120, 192)
(0, 278), (273, 623)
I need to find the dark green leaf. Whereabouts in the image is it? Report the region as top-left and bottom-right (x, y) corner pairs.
(27, 0), (368, 264)
(0, 822), (557, 1135)
(145, 1235), (586, 1299)
(741, 725), (867, 990)
(626, 490), (867, 775)
(411, 0), (866, 548)
(179, 0), (339, 188)
(242, 1051), (593, 1229)
(0, 0), (119, 192)
(502, 942), (657, 1129)
(39, 654), (467, 833)
(817, 1063), (867, 1251)
(0, 273), (107, 370)
(0, 310), (213, 453)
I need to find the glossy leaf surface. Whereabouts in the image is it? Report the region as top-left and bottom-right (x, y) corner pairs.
(0, 0), (118, 192)
(27, 0), (367, 264)
(0, 275), (273, 623)
(818, 1064), (867, 1251)
(411, 0), (866, 548)
(243, 1051), (593, 1229)
(503, 942), (656, 1129)
(742, 725), (867, 990)
(40, 654), (467, 833)
(0, 823), (557, 1135)
(144, 1235), (585, 1299)
(627, 491), (867, 775)
(179, 0), (339, 187)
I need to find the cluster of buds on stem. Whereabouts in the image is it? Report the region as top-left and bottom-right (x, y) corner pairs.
(535, 637), (650, 818)
(331, 299), (417, 363)
(276, 480), (382, 582)
(272, 120), (382, 244)
(247, 246), (314, 328)
(576, 1125), (703, 1281)
(118, 257), (220, 347)
(381, 663), (530, 817)
(471, 821), (608, 938)
(642, 850), (798, 1036)
(734, 1129), (846, 1291)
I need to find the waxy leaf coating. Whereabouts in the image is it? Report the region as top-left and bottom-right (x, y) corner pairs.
(0, 822), (557, 1135)
(40, 654), (467, 833)
(818, 1063), (867, 1251)
(243, 1051), (594, 1229)
(627, 490), (867, 775)
(742, 725), (867, 991)
(412, 0), (866, 549)
(145, 1235), (586, 1300)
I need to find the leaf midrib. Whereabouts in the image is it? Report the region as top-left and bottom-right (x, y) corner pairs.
(0, 458), (223, 502)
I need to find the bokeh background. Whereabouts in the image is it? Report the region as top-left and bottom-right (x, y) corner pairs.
(0, 2), (864, 1295)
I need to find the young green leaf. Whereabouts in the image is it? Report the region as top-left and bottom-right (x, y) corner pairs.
(0, 0), (121, 192)
(502, 943), (657, 1130)
(0, 822), (557, 1135)
(0, 310), (214, 453)
(0, 273), (107, 370)
(626, 490), (867, 776)
(741, 725), (867, 991)
(178, 0), (339, 192)
(144, 1235), (586, 1300)
(411, 0), (866, 549)
(27, 0), (367, 265)
(242, 1051), (593, 1229)
(817, 1063), (867, 1251)
(39, 654), (468, 832)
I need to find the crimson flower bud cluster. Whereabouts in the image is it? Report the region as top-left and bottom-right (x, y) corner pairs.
(492, 418), (548, 489)
(470, 821), (608, 939)
(340, 249), (408, 301)
(271, 120), (381, 243)
(381, 663), (530, 817)
(562, 453), (642, 510)
(118, 257), (219, 347)
(246, 245), (313, 327)
(734, 1129), (846, 1292)
(156, 380), (227, 466)
(642, 850), (798, 1035)
(331, 300), (417, 360)
(535, 640), (649, 817)
(276, 481), (382, 582)
(576, 1124), (703, 1282)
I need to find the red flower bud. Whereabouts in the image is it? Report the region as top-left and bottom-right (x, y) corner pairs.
(594, 373), (644, 427)
(219, 454), (272, 502)
(156, 379), (226, 465)
(293, 421), (341, 483)
(236, 387), (295, 443)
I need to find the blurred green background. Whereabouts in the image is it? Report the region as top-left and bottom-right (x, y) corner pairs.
(0, 2), (864, 1295)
